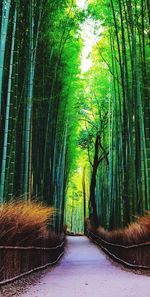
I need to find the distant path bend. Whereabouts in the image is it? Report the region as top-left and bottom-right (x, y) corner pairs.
(20, 236), (150, 297)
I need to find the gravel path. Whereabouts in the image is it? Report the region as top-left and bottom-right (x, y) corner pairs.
(10, 237), (150, 297)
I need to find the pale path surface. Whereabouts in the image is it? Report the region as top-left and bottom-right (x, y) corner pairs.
(20, 236), (150, 297)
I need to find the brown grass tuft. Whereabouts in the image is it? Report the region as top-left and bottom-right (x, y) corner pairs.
(87, 213), (150, 246)
(0, 201), (60, 247)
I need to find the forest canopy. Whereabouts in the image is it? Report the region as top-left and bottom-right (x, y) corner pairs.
(0, 0), (150, 233)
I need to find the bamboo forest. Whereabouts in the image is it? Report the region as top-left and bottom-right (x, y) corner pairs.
(0, 0), (150, 292)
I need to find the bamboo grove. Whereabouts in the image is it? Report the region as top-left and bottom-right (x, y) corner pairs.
(0, 0), (82, 232)
(0, 0), (150, 233)
(80, 0), (150, 230)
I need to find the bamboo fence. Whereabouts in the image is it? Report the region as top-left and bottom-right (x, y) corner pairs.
(87, 229), (150, 269)
(0, 240), (65, 285)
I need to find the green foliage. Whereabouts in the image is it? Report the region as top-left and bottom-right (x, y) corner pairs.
(0, 0), (150, 233)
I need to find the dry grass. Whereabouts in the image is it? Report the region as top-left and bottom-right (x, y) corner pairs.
(86, 213), (150, 246)
(0, 201), (60, 247)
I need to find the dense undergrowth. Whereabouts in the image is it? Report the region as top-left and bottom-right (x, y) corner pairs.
(86, 214), (150, 246)
(0, 202), (62, 247)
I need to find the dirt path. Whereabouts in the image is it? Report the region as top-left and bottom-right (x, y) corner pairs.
(19, 236), (150, 297)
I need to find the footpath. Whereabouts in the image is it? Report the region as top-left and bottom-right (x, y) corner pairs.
(19, 236), (150, 297)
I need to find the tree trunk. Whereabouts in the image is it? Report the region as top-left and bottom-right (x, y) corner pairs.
(0, 0), (11, 118)
(82, 166), (86, 234)
(0, 5), (17, 203)
(89, 134), (99, 228)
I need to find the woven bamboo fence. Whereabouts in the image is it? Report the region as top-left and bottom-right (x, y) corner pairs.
(0, 240), (65, 285)
(87, 229), (150, 269)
